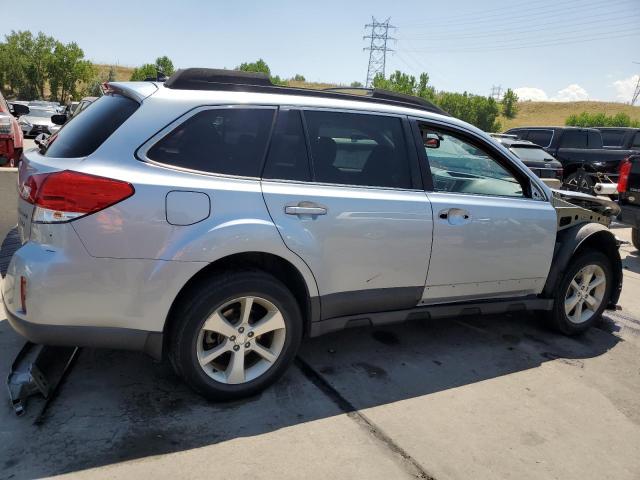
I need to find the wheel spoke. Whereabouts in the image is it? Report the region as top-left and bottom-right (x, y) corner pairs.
(251, 310), (285, 338)
(565, 294), (580, 312)
(226, 350), (245, 384)
(574, 299), (584, 321)
(198, 341), (229, 367)
(585, 294), (600, 310)
(251, 342), (277, 363)
(240, 297), (254, 325)
(589, 276), (605, 289)
(580, 266), (594, 288)
(202, 311), (237, 338)
(570, 279), (580, 292)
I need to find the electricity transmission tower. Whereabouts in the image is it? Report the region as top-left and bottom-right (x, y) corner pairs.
(363, 17), (396, 87)
(631, 62), (640, 106)
(490, 85), (503, 100)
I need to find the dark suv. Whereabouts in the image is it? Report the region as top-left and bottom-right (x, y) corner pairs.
(504, 127), (634, 192)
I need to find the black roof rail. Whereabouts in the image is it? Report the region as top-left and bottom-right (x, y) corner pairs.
(164, 68), (448, 116)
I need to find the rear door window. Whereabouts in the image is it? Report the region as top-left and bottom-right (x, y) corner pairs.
(587, 131), (603, 148)
(147, 107), (275, 177)
(45, 94), (139, 158)
(633, 132), (640, 148)
(601, 129), (626, 147)
(262, 109), (311, 182)
(303, 110), (413, 189)
(526, 129), (553, 147)
(559, 130), (588, 148)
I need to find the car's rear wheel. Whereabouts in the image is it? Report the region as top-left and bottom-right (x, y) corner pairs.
(547, 250), (612, 335)
(169, 271), (303, 400)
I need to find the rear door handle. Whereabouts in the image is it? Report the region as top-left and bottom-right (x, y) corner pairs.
(285, 204), (327, 216)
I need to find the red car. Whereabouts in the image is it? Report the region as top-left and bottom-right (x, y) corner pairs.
(0, 91), (28, 167)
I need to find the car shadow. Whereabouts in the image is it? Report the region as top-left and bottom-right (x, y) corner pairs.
(0, 308), (623, 479)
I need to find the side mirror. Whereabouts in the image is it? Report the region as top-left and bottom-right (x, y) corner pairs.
(51, 114), (68, 125)
(425, 137), (441, 149)
(9, 103), (30, 117)
(34, 133), (50, 149)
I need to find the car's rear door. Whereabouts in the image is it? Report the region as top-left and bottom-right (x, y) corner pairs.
(261, 108), (433, 319)
(412, 119), (557, 303)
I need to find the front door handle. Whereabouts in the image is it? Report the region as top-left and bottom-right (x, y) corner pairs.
(285, 203), (327, 216)
(438, 208), (470, 225)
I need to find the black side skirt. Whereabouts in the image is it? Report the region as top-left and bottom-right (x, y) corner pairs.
(309, 296), (553, 337)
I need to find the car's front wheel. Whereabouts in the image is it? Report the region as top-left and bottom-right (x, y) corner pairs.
(169, 270), (303, 400)
(547, 250), (613, 335)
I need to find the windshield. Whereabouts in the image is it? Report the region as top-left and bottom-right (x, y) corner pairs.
(510, 146), (553, 162)
(27, 108), (56, 118)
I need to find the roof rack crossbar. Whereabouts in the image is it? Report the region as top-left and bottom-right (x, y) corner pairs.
(164, 68), (448, 116)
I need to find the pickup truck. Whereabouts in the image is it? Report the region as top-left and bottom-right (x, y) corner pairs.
(618, 155), (640, 250)
(596, 127), (640, 151)
(504, 126), (635, 193)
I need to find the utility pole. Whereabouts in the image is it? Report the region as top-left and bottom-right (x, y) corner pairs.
(363, 17), (396, 87)
(490, 85), (503, 101)
(631, 62), (640, 106)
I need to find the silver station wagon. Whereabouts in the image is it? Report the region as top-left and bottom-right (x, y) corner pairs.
(3, 69), (623, 399)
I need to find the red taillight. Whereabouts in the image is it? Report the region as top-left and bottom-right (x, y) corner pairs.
(618, 158), (632, 193)
(22, 170), (134, 223)
(20, 276), (27, 313)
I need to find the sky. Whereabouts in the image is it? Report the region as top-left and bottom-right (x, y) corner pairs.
(1, 0), (639, 102)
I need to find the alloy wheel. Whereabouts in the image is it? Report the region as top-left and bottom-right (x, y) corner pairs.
(196, 296), (286, 384)
(564, 264), (607, 324)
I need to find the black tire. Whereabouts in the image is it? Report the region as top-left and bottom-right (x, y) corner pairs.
(169, 270), (303, 401)
(547, 250), (613, 335)
(632, 228), (640, 252)
(564, 172), (594, 193)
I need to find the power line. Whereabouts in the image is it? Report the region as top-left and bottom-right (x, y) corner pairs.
(399, 29), (639, 54)
(363, 17), (396, 87)
(400, 11), (639, 41)
(490, 85), (503, 101)
(402, 0), (632, 29)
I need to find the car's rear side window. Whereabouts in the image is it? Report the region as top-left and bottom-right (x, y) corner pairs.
(262, 109), (311, 182)
(303, 111), (412, 189)
(559, 130), (587, 148)
(526, 129), (553, 147)
(601, 129), (626, 147)
(633, 132), (640, 149)
(588, 131), (603, 148)
(147, 108), (275, 177)
(45, 94), (139, 158)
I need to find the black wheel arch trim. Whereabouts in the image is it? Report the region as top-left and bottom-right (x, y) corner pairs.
(542, 222), (622, 307)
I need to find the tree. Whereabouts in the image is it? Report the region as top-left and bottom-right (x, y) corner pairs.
(565, 111), (640, 128)
(107, 65), (117, 82)
(235, 59), (285, 85)
(155, 56), (175, 76)
(350, 81), (363, 88)
(292, 74), (305, 82)
(501, 88), (518, 119)
(48, 41), (94, 102)
(236, 58), (271, 76)
(130, 63), (158, 81)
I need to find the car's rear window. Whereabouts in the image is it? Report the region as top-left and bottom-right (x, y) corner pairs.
(146, 107), (275, 177)
(44, 94), (139, 158)
(510, 146), (553, 162)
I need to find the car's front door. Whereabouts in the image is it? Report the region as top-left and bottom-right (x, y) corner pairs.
(262, 109), (433, 319)
(413, 120), (557, 304)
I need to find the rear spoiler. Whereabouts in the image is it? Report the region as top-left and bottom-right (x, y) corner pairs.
(101, 81), (158, 103)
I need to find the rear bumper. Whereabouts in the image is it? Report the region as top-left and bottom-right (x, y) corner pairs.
(3, 304), (163, 359)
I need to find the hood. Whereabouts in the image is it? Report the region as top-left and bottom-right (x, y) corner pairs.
(19, 115), (55, 126)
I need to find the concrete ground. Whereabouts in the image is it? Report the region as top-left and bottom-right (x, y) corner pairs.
(0, 226), (639, 480)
